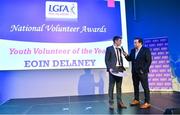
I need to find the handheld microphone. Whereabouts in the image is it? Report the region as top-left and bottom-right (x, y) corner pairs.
(121, 46), (125, 53)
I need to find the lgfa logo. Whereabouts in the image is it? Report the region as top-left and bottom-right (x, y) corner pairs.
(46, 1), (78, 20)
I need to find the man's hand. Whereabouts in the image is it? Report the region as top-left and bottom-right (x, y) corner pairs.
(123, 52), (128, 57)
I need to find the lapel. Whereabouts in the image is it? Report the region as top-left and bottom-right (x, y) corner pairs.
(111, 46), (117, 60)
(135, 47), (144, 60)
(132, 49), (136, 60)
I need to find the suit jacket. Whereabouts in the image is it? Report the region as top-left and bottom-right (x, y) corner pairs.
(125, 47), (152, 74)
(105, 45), (125, 72)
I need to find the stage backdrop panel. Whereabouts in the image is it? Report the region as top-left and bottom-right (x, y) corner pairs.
(0, 0), (128, 70)
(144, 37), (172, 91)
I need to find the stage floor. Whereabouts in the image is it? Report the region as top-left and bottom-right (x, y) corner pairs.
(0, 92), (180, 114)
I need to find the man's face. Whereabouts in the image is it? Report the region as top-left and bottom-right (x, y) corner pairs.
(115, 39), (122, 46)
(134, 39), (141, 48)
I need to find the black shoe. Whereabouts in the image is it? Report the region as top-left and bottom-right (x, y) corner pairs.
(117, 102), (127, 109)
(109, 103), (114, 110)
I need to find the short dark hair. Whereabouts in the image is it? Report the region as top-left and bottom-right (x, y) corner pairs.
(113, 36), (122, 43)
(134, 37), (143, 44)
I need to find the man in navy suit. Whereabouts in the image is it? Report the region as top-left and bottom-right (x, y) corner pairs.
(123, 37), (152, 109)
(105, 36), (126, 109)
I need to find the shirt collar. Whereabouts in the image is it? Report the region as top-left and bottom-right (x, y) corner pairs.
(136, 45), (142, 51)
(113, 45), (121, 49)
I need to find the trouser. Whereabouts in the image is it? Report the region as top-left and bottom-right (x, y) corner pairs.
(108, 73), (123, 104)
(132, 72), (150, 103)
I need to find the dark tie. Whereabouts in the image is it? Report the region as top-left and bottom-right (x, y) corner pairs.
(116, 48), (121, 66)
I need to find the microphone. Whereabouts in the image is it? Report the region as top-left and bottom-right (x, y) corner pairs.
(121, 46), (125, 53)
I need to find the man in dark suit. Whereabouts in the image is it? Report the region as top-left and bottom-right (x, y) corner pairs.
(123, 37), (152, 109)
(105, 36), (126, 109)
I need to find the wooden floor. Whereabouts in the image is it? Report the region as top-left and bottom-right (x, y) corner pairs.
(0, 92), (180, 114)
